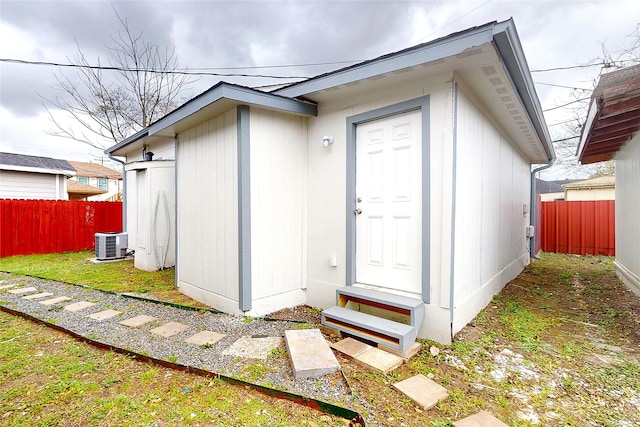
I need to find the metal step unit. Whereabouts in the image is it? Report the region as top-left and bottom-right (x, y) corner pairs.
(321, 286), (425, 351)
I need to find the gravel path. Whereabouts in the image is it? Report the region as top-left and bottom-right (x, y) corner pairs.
(0, 273), (352, 405)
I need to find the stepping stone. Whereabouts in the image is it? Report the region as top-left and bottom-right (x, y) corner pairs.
(223, 335), (283, 360)
(379, 342), (422, 360)
(355, 347), (404, 373)
(453, 410), (509, 427)
(0, 284), (17, 290)
(185, 330), (226, 346)
(118, 315), (157, 328)
(22, 292), (54, 300)
(9, 287), (38, 295)
(330, 337), (372, 359)
(393, 374), (449, 410)
(284, 329), (340, 379)
(64, 301), (97, 312)
(149, 321), (190, 338)
(40, 296), (72, 306)
(89, 309), (122, 320)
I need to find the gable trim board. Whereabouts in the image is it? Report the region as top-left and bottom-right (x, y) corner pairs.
(345, 96), (431, 304)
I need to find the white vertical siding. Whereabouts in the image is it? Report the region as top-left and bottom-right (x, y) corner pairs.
(452, 87), (530, 333)
(250, 108), (307, 300)
(0, 170), (65, 200)
(615, 135), (640, 294)
(177, 109), (239, 303)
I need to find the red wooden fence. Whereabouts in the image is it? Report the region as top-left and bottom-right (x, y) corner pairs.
(0, 199), (123, 258)
(540, 200), (615, 256)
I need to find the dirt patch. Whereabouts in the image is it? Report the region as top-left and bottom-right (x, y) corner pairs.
(266, 305), (322, 324)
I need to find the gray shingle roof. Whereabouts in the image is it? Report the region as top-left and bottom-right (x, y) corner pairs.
(0, 152), (75, 173)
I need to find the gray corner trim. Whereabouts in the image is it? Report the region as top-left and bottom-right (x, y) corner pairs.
(449, 82), (459, 338)
(174, 134), (179, 290)
(345, 95), (431, 304)
(274, 23), (499, 98)
(237, 105), (252, 311)
(492, 20), (555, 161)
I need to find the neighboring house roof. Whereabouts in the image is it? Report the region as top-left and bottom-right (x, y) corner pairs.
(105, 82), (318, 156)
(562, 175), (615, 190)
(536, 179), (564, 194)
(68, 161), (121, 179)
(577, 63), (640, 164)
(106, 19), (554, 164)
(67, 179), (108, 196)
(0, 152), (76, 176)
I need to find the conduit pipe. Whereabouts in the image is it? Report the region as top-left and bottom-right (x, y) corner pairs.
(529, 158), (555, 260)
(108, 153), (127, 231)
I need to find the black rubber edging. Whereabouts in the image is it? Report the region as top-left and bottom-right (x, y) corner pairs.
(0, 305), (365, 426)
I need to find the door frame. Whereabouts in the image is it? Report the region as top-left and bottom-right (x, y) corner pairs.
(345, 95), (431, 303)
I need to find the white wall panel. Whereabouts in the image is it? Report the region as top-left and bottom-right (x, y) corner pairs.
(250, 108), (307, 300)
(615, 135), (640, 294)
(453, 87), (531, 333)
(0, 170), (62, 200)
(177, 109), (238, 302)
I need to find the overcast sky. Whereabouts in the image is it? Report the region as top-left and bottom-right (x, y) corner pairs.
(1, 0), (639, 178)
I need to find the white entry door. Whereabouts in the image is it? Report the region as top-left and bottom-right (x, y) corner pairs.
(355, 110), (422, 293)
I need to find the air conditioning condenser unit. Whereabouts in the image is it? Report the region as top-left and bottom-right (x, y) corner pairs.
(95, 232), (128, 260)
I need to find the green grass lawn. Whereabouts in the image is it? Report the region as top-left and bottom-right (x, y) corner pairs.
(0, 251), (205, 308)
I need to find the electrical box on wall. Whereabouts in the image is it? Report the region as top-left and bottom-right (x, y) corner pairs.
(525, 225), (535, 238)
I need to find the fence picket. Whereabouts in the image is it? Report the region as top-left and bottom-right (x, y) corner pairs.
(0, 199), (122, 258)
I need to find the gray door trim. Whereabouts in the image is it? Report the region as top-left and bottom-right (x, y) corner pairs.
(345, 95), (431, 303)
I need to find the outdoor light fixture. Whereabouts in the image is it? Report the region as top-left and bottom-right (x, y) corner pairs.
(323, 136), (334, 148)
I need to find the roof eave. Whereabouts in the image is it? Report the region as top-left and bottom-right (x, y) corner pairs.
(491, 20), (555, 162)
(105, 82), (317, 156)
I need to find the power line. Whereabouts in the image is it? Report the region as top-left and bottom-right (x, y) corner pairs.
(0, 58), (310, 79)
(543, 97), (591, 112)
(535, 81), (591, 90)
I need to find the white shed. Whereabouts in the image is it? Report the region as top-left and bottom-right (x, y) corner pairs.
(0, 152), (75, 200)
(577, 63), (640, 297)
(107, 19), (554, 344)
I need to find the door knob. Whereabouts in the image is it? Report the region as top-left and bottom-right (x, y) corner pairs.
(354, 208), (362, 215)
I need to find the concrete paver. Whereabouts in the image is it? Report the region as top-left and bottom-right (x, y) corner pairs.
(223, 335), (283, 360)
(355, 347), (404, 373)
(330, 337), (372, 359)
(40, 296), (72, 306)
(393, 374), (449, 410)
(89, 309), (122, 320)
(22, 292), (54, 300)
(149, 321), (190, 338)
(118, 315), (157, 328)
(9, 287), (38, 295)
(379, 342), (422, 360)
(453, 410), (509, 427)
(0, 284), (17, 290)
(64, 301), (97, 312)
(185, 330), (226, 346)
(284, 329), (340, 379)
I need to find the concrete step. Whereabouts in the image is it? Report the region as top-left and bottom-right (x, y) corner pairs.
(336, 286), (424, 328)
(321, 306), (416, 351)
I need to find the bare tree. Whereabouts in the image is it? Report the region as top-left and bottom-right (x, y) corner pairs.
(43, 12), (193, 150)
(542, 23), (639, 179)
